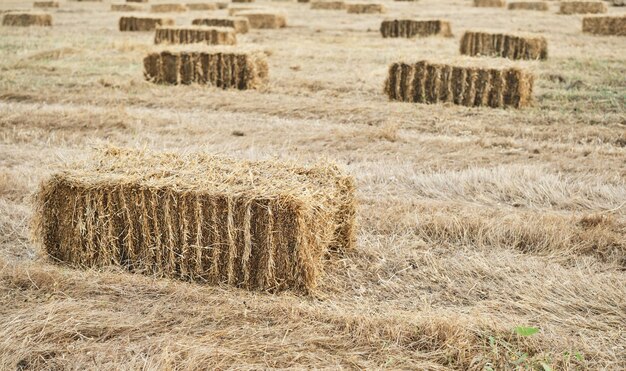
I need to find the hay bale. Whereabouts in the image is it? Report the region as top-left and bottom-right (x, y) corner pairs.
(237, 11), (286, 28)
(582, 15), (626, 35)
(474, 0), (506, 7)
(233, 0), (254, 2)
(460, 31), (548, 60)
(33, 148), (356, 293)
(192, 16), (249, 33)
(384, 59), (534, 108)
(111, 3), (144, 11)
(154, 26), (236, 45)
(127, 0), (148, 2)
(187, 2), (219, 10)
(298, 0), (310, 3)
(33, 1), (59, 8)
(310, 1), (346, 9)
(346, 3), (385, 13)
(2, 12), (52, 26)
(216, 2), (229, 8)
(559, 1), (607, 14)
(119, 16), (175, 31)
(228, 6), (259, 15)
(507, 1), (549, 10)
(151, 3), (188, 12)
(380, 19), (453, 38)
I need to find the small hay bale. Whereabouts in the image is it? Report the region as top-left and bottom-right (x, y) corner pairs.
(151, 3), (188, 12)
(380, 19), (453, 38)
(154, 26), (237, 45)
(559, 1), (607, 14)
(232, 0), (255, 2)
(216, 2), (229, 8)
(228, 6), (258, 15)
(119, 16), (175, 31)
(507, 1), (549, 10)
(582, 15), (626, 35)
(33, 1), (59, 8)
(384, 59), (534, 108)
(111, 3), (144, 11)
(237, 11), (286, 28)
(310, 1), (346, 9)
(126, 0), (148, 2)
(460, 31), (548, 60)
(187, 2), (219, 10)
(474, 0), (506, 7)
(346, 3), (385, 13)
(2, 12), (52, 26)
(193, 16), (249, 33)
(33, 147), (356, 293)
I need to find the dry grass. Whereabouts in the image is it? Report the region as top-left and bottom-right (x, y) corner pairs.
(0, 0), (625, 368)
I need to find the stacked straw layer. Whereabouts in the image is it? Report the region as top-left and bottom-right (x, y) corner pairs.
(460, 31), (548, 60)
(582, 15), (626, 35)
(384, 61), (534, 108)
(237, 12), (286, 28)
(346, 3), (385, 13)
(559, 1), (607, 14)
(154, 26), (236, 45)
(119, 16), (174, 31)
(507, 1), (549, 10)
(474, 0), (506, 7)
(192, 16), (250, 33)
(380, 19), (453, 38)
(2, 13), (52, 26)
(311, 1), (346, 9)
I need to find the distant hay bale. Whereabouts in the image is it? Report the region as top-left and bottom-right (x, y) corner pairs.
(126, 0), (148, 2)
(154, 26), (237, 45)
(346, 3), (385, 13)
(384, 60), (534, 108)
(507, 1), (549, 10)
(237, 11), (286, 28)
(298, 0), (310, 3)
(151, 3), (188, 12)
(474, 0), (506, 7)
(582, 15), (626, 35)
(460, 31), (548, 60)
(33, 148), (356, 293)
(119, 16), (174, 31)
(227, 6), (259, 15)
(232, 0), (254, 2)
(143, 47), (268, 88)
(2, 12), (52, 26)
(559, 1), (607, 14)
(192, 16), (249, 33)
(215, 2), (229, 8)
(310, 1), (346, 9)
(111, 3), (144, 11)
(380, 19), (453, 38)
(187, 2), (219, 10)
(33, 1), (59, 8)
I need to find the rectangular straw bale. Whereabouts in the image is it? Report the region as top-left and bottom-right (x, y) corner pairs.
(474, 0), (506, 7)
(187, 3), (219, 10)
(154, 26), (237, 45)
(311, 1), (346, 9)
(460, 31), (548, 60)
(33, 2), (59, 8)
(384, 60), (534, 108)
(232, 0), (255, 2)
(582, 15), (626, 35)
(144, 48), (268, 89)
(2, 12), (52, 26)
(346, 3), (385, 13)
(151, 3), (189, 12)
(111, 3), (144, 11)
(228, 6), (259, 15)
(559, 1), (607, 14)
(193, 16), (249, 33)
(507, 1), (549, 10)
(119, 16), (175, 31)
(33, 148), (356, 293)
(237, 11), (286, 28)
(126, 0), (148, 2)
(380, 19), (453, 38)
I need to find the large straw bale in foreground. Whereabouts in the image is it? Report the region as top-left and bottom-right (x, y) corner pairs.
(154, 26), (236, 45)
(380, 19), (453, 38)
(507, 1), (549, 10)
(143, 47), (268, 88)
(119, 16), (174, 31)
(311, 1), (346, 9)
(193, 16), (249, 33)
(151, 3), (188, 12)
(33, 148), (356, 293)
(474, 0), (506, 7)
(111, 3), (144, 11)
(559, 1), (607, 14)
(582, 15), (626, 35)
(2, 12), (52, 26)
(460, 31), (548, 60)
(346, 3), (385, 13)
(237, 11), (286, 28)
(384, 60), (534, 108)
(33, 2), (59, 8)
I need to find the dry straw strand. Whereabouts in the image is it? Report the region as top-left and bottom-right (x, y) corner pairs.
(460, 31), (548, 60)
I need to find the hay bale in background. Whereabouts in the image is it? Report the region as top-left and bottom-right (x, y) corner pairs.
(193, 16), (249, 33)
(2, 12), (52, 26)
(582, 15), (626, 35)
(311, 1), (346, 9)
(384, 60), (534, 108)
(187, 3), (219, 10)
(460, 31), (548, 60)
(232, 0), (255, 3)
(119, 16), (174, 31)
(228, 6), (259, 15)
(559, 1), (607, 14)
(237, 11), (286, 28)
(154, 26), (237, 45)
(33, 1), (59, 8)
(151, 3), (188, 12)
(33, 147), (356, 293)
(111, 3), (144, 11)
(127, 0), (147, 2)
(474, 0), (506, 7)
(346, 3), (385, 13)
(380, 19), (453, 38)
(507, 1), (549, 10)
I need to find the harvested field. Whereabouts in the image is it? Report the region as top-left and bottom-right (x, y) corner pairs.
(119, 15), (174, 31)
(582, 15), (626, 35)
(380, 19), (453, 38)
(151, 3), (188, 12)
(237, 11), (286, 28)
(2, 12), (51, 26)
(474, 0), (506, 7)
(384, 59), (534, 108)
(346, 3), (385, 13)
(33, 1), (59, 8)
(507, 1), (549, 11)
(559, 1), (608, 14)
(460, 31), (548, 60)
(310, 0), (346, 9)
(154, 26), (237, 45)
(192, 16), (250, 33)
(187, 3), (219, 10)
(111, 3), (144, 11)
